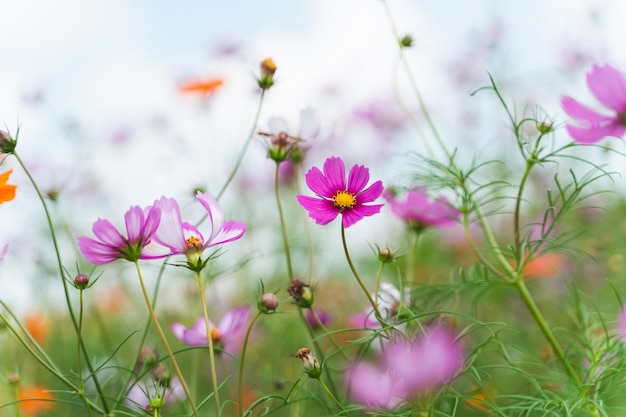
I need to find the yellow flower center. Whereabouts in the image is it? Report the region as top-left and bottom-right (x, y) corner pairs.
(186, 236), (203, 249)
(333, 190), (356, 210)
(210, 327), (222, 343)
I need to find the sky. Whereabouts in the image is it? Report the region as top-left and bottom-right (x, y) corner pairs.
(0, 0), (624, 311)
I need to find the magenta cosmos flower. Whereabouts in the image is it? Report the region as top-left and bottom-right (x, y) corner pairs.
(347, 326), (464, 411)
(171, 306), (249, 354)
(150, 191), (246, 268)
(296, 156), (384, 228)
(78, 205), (161, 265)
(561, 64), (626, 143)
(384, 188), (460, 231)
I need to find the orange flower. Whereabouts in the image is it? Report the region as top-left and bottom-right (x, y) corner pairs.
(178, 77), (224, 95)
(522, 252), (566, 280)
(24, 311), (50, 346)
(0, 169), (16, 204)
(19, 385), (54, 415)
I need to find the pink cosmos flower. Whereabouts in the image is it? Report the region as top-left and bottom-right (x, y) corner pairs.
(296, 156), (384, 228)
(384, 188), (460, 231)
(151, 191), (246, 267)
(347, 326), (464, 411)
(171, 306), (249, 354)
(561, 64), (626, 143)
(77, 205), (161, 265)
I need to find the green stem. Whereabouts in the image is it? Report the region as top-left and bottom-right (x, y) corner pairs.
(340, 224), (390, 337)
(77, 290), (94, 417)
(215, 89), (266, 202)
(309, 308), (350, 362)
(373, 261), (385, 299)
(274, 162), (294, 281)
(195, 270), (221, 416)
(238, 311), (262, 417)
(133, 262), (201, 417)
(317, 378), (348, 415)
(513, 278), (581, 384)
(514, 160), (534, 252)
(13, 152), (110, 414)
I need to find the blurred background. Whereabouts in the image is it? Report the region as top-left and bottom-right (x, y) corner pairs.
(0, 0), (624, 310)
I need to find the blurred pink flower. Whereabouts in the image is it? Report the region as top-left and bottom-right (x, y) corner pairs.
(305, 307), (332, 330)
(77, 205), (161, 265)
(347, 326), (464, 411)
(150, 191), (246, 267)
(384, 188), (459, 231)
(561, 64), (626, 143)
(125, 377), (185, 411)
(0, 244), (7, 263)
(171, 306), (249, 354)
(296, 156), (384, 228)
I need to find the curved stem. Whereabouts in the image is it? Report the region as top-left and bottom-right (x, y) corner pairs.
(274, 162), (294, 281)
(340, 224), (390, 337)
(195, 270), (221, 416)
(13, 152), (110, 414)
(317, 378), (348, 416)
(238, 311), (262, 417)
(133, 262), (200, 417)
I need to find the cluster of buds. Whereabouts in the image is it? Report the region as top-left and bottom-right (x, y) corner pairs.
(287, 279), (314, 308)
(292, 348), (322, 379)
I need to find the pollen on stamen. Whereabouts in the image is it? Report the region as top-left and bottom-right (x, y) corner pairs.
(186, 236), (203, 249)
(332, 190), (356, 209)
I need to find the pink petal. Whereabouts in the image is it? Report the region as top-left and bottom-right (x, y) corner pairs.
(565, 123), (625, 144)
(0, 244), (7, 263)
(296, 195), (339, 225)
(124, 206), (145, 243)
(77, 236), (121, 264)
(204, 220), (246, 247)
(195, 191), (225, 244)
(143, 206), (162, 239)
(218, 306), (249, 337)
(587, 64), (626, 111)
(342, 204), (383, 228)
(305, 166), (334, 197)
(322, 157), (346, 190)
(561, 96), (614, 123)
(268, 116), (289, 135)
(92, 218), (126, 248)
(357, 180), (384, 204)
(347, 164), (370, 194)
(153, 196), (187, 252)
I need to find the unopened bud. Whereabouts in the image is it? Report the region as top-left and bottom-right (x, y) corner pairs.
(0, 130), (16, 154)
(378, 247), (395, 263)
(7, 373), (19, 384)
(292, 348), (322, 379)
(287, 279), (314, 308)
(536, 121), (553, 134)
(399, 34), (414, 48)
(74, 273), (90, 289)
(136, 345), (159, 372)
(258, 58), (277, 90)
(150, 363), (171, 386)
(259, 293), (279, 313)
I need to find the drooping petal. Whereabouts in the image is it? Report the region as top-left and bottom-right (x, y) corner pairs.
(296, 195), (339, 225)
(322, 157), (346, 190)
(195, 192), (225, 244)
(561, 96), (614, 123)
(347, 164), (370, 195)
(77, 236), (122, 265)
(204, 220), (246, 247)
(92, 218), (127, 248)
(356, 180), (384, 203)
(304, 166), (334, 198)
(565, 123), (624, 144)
(587, 64), (626, 111)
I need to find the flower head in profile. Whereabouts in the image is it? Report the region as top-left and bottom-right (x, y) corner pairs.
(171, 306), (249, 354)
(384, 187), (459, 232)
(151, 191), (246, 270)
(561, 64), (626, 143)
(0, 169), (17, 204)
(296, 156), (384, 228)
(77, 205), (161, 265)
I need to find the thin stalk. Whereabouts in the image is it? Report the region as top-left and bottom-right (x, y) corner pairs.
(309, 308), (350, 362)
(274, 162), (294, 281)
(340, 224), (390, 338)
(513, 160), (534, 252)
(195, 269), (221, 416)
(238, 311), (262, 417)
(77, 289), (94, 417)
(373, 262), (386, 301)
(133, 262), (200, 417)
(13, 152), (110, 414)
(513, 278), (581, 384)
(215, 89), (266, 202)
(317, 378), (348, 416)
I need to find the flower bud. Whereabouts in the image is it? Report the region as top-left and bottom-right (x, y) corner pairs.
(399, 34), (414, 48)
(74, 273), (90, 289)
(259, 293), (279, 313)
(7, 373), (19, 384)
(0, 129), (16, 154)
(150, 363), (171, 387)
(292, 347), (322, 379)
(286, 279), (314, 308)
(378, 247), (395, 263)
(258, 58), (277, 90)
(536, 121), (553, 134)
(136, 345), (159, 372)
